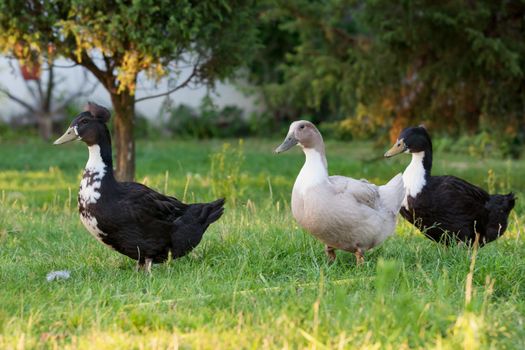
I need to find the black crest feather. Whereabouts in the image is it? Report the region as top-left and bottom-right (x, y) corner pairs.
(86, 102), (110, 123)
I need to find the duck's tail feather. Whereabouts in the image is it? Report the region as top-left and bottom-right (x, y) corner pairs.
(200, 198), (225, 227)
(378, 173), (405, 215)
(170, 198), (225, 258)
(483, 193), (515, 243)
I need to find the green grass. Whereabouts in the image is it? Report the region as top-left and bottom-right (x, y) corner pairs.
(0, 137), (524, 349)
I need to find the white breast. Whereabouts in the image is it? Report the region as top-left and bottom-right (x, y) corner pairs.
(80, 212), (108, 244)
(78, 145), (106, 207)
(78, 144), (109, 244)
(402, 151), (426, 209)
(79, 178), (102, 206)
(294, 148), (328, 196)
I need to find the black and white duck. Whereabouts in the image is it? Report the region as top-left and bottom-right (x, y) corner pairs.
(54, 102), (224, 272)
(384, 126), (515, 246)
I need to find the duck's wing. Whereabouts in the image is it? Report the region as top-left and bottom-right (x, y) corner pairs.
(407, 175), (490, 234)
(329, 175), (380, 209)
(118, 182), (188, 223)
(430, 176), (489, 205)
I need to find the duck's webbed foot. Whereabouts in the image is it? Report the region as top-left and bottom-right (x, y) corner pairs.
(354, 248), (364, 266)
(324, 245), (336, 262)
(136, 258), (153, 274)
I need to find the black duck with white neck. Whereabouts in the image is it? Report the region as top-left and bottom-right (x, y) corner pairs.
(54, 102), (225, 271)
(385, 126), (515, 246)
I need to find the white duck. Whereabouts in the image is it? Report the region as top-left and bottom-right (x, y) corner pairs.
(275, 121), (405, 264)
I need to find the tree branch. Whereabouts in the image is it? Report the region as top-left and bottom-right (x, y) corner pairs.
(0, 88), (35, 112)
(69, 52), (113, 90)
(135, 65), (199, 103)
(35, 77), (45, 107)
(56, 81), (99, 111)
(102, 53), (114, 74)
(44, 61), (54, 112)
(53, 76), (67, 85)
(50, 63), (79, 69)
(23, 79), (38, 101)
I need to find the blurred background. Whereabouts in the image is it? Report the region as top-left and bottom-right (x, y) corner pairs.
(1, 1), (523, 179)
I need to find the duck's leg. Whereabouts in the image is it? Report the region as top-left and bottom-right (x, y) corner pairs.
(136, 246), (144, 272)
(324, 245), (336, 262)
(144, 258), (153, 274)
(354, 248), (364, 265)
(136, 258), (153, 274)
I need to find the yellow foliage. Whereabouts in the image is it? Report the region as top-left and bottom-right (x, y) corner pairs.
(451, 312), (485, 350)
(57, 19), (167, 95)
(0, 32), (42, 65)
(336, 103), (389, 138)
(117, 52), (166, 94)
(117, 51), (140, 94)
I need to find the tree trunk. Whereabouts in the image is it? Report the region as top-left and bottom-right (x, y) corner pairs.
(36, 112), (53, 141)
(110, 92), (135, 182)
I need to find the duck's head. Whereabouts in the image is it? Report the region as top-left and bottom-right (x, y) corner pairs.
(54, 102), (111, 146)
(275, 120), (323, 154)
(384, 125), (431, 158)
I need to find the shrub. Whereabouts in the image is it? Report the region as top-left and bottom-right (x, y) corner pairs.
(134, 113), (162, 139)
(0, 120), (38, 141)
(165, 98), (250, 138)
(433, 131), (523, 159)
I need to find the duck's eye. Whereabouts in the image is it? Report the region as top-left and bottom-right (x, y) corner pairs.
(300, 125), (305, 129)
(80, 119), (89, 125)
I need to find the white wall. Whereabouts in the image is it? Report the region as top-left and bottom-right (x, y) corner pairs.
(0, 57), (259, 122)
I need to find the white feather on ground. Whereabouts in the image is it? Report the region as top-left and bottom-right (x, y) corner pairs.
(46, 270), (71, 282)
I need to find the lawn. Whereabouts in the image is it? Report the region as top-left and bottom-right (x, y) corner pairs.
(0, 137), (524, 349)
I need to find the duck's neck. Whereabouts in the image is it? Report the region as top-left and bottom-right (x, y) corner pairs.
(295, 147), (328, 194)
(403, 149), (432, 199)
(84, 135), (115, 181)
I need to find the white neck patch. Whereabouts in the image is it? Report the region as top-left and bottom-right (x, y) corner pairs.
(79, 145), (106, 206)
(79, 144), (108, 244)
(294, 148), (328, 195)
(85, 145), (105, 172)
(402, 151), (427, 209)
